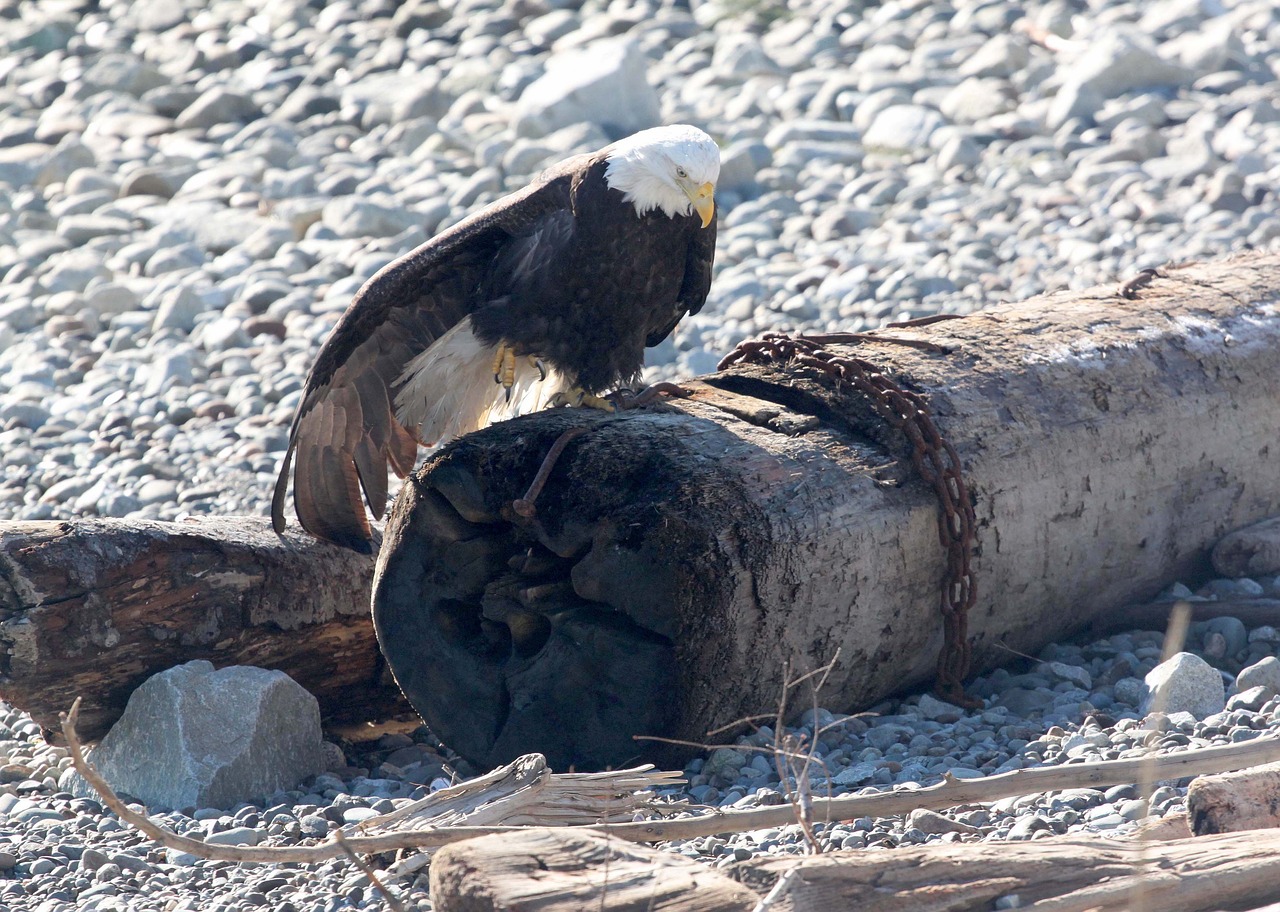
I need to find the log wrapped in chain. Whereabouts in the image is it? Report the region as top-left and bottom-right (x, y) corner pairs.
(718, 331), (978, 706)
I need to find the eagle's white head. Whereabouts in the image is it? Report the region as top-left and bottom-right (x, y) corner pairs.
(604, 124), (720, 227)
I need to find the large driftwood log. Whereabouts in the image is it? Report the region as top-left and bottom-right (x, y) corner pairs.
(374, 252), (1280, 771)
(431, 825), (1280, 912)
(0, 518), (410, 739)
(1187, 760), (1280, 836)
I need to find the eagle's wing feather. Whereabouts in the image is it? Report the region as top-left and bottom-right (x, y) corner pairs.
(272, 157), (588, 549)
(645, 210), (717, 348)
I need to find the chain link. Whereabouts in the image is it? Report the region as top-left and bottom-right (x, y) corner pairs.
(719, 332), (978, 706)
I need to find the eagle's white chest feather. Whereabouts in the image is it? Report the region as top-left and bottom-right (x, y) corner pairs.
(394, 318), (570, 446)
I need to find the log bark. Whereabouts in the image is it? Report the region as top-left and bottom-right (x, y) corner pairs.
(1187, 760), (1280, 836)
(373, 252), (1280, 771)
(0, 517), (410, 740)
(431, 825), (1280, 912)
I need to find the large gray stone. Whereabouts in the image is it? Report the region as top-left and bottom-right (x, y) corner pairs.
(175, 88), (261, 130)
(341, 71), (452, 126)
(1237, 656), (1280, 698)
(69, 661), (326, 810)
(514, 38), (660, 139)
(863, 105), (945, 152)
(323, 196), (420, 239)
(1141, 652), (1225, 719)
(1063, 32), (1191, 101)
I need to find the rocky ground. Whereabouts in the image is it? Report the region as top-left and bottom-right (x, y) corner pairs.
(2, 0), (1280, 907)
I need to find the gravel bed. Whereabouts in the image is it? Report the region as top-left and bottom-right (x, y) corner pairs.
(3, 0), (1280, 907)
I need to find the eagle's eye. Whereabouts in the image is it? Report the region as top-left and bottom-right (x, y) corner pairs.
(675, 166), (688, 179)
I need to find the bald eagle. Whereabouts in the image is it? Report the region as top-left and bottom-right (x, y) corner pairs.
(271, 124), (720, 551)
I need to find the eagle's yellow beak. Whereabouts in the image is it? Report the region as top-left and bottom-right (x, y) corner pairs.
(682, 181), (716, 228)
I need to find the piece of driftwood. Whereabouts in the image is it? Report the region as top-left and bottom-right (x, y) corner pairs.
(738, 829), (1280, 912)
(1096, 598), (1280, 636)
(431, 825), (1280, 912)
(430, 828), (759, 912)
(372, 252), (1280, 770)
(584, 732), (1280, 845)
(0, 518), (408, 739)
(359, 754), (685, 877)
(1187, 759), (1280, 836)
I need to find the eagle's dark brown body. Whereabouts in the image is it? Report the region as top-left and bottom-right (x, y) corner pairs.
(471, 156), (712, 392)
(272, 146), (717, 550)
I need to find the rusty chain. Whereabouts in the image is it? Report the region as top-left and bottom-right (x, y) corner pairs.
(718, 331), (979, 707)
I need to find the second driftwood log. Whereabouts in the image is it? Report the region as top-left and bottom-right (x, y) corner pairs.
(0, 518), (410, 740)
(373, 252), (1280, 771)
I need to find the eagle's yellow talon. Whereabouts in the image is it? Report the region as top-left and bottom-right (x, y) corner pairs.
(549, 387), (616, 412)
(491, 344), (518, 394)
(577, 391), (615, 411)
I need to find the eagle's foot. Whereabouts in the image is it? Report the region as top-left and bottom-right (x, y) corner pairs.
(491, 344), (518, 402)
(493, 347), (548, 402)
(609, 381), (690, 409)
(549, 387), (616, 412)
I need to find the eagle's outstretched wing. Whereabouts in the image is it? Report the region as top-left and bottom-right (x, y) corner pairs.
(271, 158), (587, 551)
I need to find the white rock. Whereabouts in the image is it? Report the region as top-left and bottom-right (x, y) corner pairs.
(1141, 652), (1225, 718)
(514, 38), (660, 139)
(174, 87), (260, 130)
(712, 33), (782, 79)
(198, 316), (251, 351)
(84, 282), (140, 317)
(1061, 32), (1191, 101)
(940, 78), (1015, 124)
(152, 286), (208, 333)
(323, 196), (419, 239)
(863, 105), (945, 152)
(340, 71), (452, 126)
(1236, 656), (1280, 696)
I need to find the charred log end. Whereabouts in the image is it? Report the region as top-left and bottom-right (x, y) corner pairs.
(372, 410), (760, 772)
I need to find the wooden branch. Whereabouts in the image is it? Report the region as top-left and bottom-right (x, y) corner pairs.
(1186, 760), (1280, 836)
(0, 517), (409, 739)
(430, 824), (1280, 912)
(374, 252), (1280, 770)
(590, 733), (1280, 844)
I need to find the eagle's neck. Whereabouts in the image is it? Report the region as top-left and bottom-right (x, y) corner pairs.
(603, 153), (690, 220)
